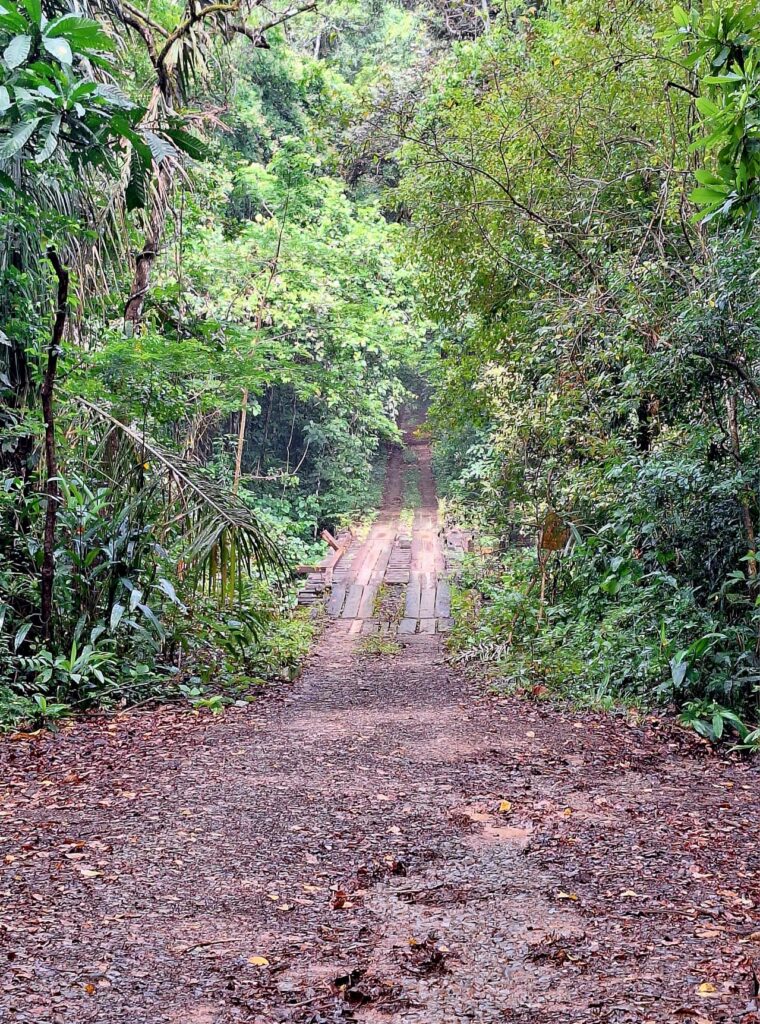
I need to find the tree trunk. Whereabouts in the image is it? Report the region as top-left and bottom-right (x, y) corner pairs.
(124, 158), (172, 331)
(40, 249), (70, 643)
(233, 388), (248, 494)
(726, 391), (757, 579)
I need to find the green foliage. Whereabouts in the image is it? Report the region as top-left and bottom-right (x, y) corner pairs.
(673, 2), (760, 223)
(678, 698), (749, 743)
(401, 0), (760, 734)
(0, 0), (429, 727)
(0, 0), (204, 202)
(360, 634), (401, 656)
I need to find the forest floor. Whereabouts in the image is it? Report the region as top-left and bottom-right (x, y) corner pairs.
(1, 434), (760, 1024)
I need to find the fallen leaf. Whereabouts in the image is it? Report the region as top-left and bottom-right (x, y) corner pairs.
(498, 800), (512, 814)
(556, 891), (578, 901)
(697, 982), (717, 996)
(248, 956), (269, 967)
(619, 889), (639, 898)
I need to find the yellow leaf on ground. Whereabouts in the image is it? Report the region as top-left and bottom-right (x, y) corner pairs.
(248, 956), (269, 967)
(498, 800), (512, 814)
(556, 891), (578, 901)
(697, 982), (717, 995)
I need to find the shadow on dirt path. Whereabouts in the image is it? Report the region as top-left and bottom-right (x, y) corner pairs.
(1, 434), (759, 1023)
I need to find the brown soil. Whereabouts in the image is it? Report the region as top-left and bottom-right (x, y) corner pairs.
(1, 439), (759, 1024)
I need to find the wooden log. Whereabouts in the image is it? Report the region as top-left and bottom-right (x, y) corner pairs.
(321, 529), (341, 551)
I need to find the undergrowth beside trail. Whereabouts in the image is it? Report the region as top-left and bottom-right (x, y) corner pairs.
(447, 551), (760, 753)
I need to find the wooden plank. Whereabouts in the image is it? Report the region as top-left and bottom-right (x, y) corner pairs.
(349, 619), (363, 634)
(405, 577), (421, 618)
(419, 618), (436, 634)
(434, 579), (451, 617)
(326, 583), (347, 617)
(321, 529), (341, 551)
(385, 571), (410, 585)
(358, 584), (377, 619)
(341, 583), (364, 619)
(419, 587), (436, 618)
(398, 618), (417, 634)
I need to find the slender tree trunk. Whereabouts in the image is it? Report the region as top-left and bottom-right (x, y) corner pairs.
(40, 249), (69, 643)
(233, 389), (248, 494)
(124, 159), (172, 331)
(726, 391), (757, 578)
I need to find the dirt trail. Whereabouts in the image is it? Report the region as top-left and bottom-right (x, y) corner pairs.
(1, 439), (759, 1024)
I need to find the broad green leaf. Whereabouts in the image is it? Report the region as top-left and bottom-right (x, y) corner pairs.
(34, 114), (61, 163)
(14, 621), (32, 651)
(111, 114), (152, 165)
(4, 33), (31, 69)
(0, 116), (40, 159)
(0, 10), (27, 33)
(690, 186), (730, 204)
(95, 82), (135, 109)
(144, 129), (175, 166)
(703, 72), (743, 84)
(693, 168), (726, 186)
(109, 602), (125, 631)
(164, 127), (208, 161)
(711, 45), (730, 67)
(45, 13), (114, 52)
(42, 35), (73, 65)
(0, 85), (11, 111)
(20, 0), (39, 26)
(695, 96), (721, 117)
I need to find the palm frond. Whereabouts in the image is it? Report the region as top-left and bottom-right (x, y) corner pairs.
(78, 398), (289, 590)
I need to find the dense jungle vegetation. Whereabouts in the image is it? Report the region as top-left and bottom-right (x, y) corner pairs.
(2, 0), (760, 746)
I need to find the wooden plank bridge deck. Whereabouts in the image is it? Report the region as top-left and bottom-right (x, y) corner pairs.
(297, 443), (470, 639)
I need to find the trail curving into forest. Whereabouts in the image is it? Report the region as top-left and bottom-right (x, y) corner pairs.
(1, 439), (759, 1024)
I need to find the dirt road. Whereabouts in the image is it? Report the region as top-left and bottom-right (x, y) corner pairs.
(1, 438), (759, 1023)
